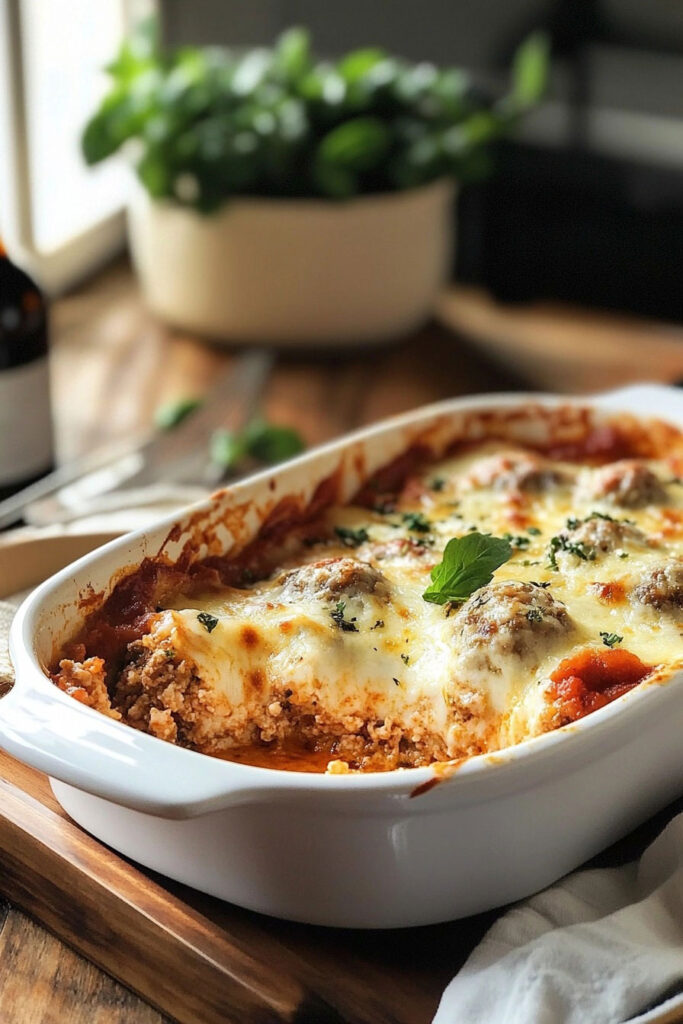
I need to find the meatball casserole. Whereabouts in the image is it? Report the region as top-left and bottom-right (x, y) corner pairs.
(52, 410), (683, 775)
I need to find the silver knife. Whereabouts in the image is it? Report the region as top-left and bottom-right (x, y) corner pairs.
(0, 348), (274, 530)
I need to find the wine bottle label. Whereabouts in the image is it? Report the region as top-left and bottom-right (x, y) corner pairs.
(0, 356), (53, 485)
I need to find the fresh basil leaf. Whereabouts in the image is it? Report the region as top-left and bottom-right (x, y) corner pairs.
(337, 48), (388, 85)
(137, 146), (173, 198)
(510, 31), (550, 109)
(210, 428), (249, 470)
(210, 419), (305, 470)
(422, 532), (512, 605)
(82, 106), (125, 164)
(83, 21), (544, 204)
(312, 158), (357, 198)
(273, 27), (312, 84)
(243, 419), (305, 463)
(155, 396), (202, 430)
(105, 17), (159, 82)
(316, 117), (391, 172)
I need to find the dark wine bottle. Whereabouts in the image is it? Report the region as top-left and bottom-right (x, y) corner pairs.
(0, 238), (54, 500)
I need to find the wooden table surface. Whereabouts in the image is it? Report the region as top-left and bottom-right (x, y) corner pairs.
(3, 258), (683, 1023)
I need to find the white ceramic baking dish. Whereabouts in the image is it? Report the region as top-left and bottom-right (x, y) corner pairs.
(2, 385), (683, 929)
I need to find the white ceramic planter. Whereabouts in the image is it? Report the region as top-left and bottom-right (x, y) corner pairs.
(127, 179), (455, 346)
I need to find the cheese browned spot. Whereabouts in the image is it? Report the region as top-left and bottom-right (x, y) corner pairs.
(51, 434), (683, 773)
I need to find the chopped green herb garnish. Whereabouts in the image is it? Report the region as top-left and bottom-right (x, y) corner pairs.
(521, 559), (541, 566)
(527, 526), (541, 535)
(331, 601), (359, 632)
(430, 477), (446, 492)
(371, 619), (385, 630)
(568, 511), (635, 528)
(526, 608), (543, 622)
(401, 653), (410, 665)
(600, 631), (623, 648)
(502, 532), (531, 550)
(617, 549), (629, 559)
(335, 525), (369, 548)
(530, 580), (552, 588)
(547, 534), (595, 570)
(392, 677), (401, 686)
(163, 648), (176, 660)
(197, 612), (219, 633)
(402, 511), (431, 533)
(422, 532), (513, 606)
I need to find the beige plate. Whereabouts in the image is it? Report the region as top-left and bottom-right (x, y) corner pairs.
(0, 530), (120, 602)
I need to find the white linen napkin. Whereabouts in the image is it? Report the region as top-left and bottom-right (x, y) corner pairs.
(434, 812), (683, 1024)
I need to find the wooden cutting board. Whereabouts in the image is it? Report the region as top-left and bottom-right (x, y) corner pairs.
(0, 531), (681, 1024)
(0, 749), (498, 1024)
(0, 530), (496, 1024)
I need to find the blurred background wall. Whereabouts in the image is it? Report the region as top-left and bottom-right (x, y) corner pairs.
(161, 0), (683, 321)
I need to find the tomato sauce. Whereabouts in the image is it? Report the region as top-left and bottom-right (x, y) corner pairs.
(548, 648), (652, 724)
(354, 445), (430, 510)
(543, 425), (633, 464)
(209, 741), (335, 773)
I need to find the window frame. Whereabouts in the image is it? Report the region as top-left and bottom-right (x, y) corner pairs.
(0, 0), (156, 295)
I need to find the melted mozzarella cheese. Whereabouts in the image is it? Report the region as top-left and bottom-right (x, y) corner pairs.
(162, 558), (457, 741)
(148, 441), (683, 769)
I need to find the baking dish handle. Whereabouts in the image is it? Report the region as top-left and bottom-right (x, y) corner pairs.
(0, 678), (273, 819)
(592, 383), (683, 422)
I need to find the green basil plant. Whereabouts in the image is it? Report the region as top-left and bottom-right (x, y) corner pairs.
(83, 19), (548, 213)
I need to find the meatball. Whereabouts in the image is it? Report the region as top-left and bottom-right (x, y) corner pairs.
(278, 557), (388, 603)
(562, 516), (648, 556)
(455, 581), (573, 666)
(633, 559), (683, 611)
(466, 452), (569, 493)
(576, 460), (666, 509)
(369, 537), (429, 562)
